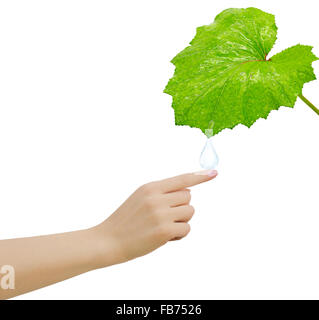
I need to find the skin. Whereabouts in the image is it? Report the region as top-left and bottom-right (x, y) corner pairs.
(0, 169), (217, 299)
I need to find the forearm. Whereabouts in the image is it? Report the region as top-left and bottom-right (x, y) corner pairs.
(0, 227), (107, 299)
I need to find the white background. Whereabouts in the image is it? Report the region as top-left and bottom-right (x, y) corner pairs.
(0, 0), (318, 299)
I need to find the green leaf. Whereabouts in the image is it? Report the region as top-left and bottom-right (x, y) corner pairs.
(164, 7), (319, 135)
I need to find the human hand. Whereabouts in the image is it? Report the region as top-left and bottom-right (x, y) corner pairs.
(0, 169), (218, 298)
(93, 169), (218, 267)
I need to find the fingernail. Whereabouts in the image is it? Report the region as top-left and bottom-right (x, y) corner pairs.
(194, 169), (218, 177)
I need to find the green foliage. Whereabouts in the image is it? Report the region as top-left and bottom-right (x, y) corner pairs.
(164, 7), (318, 135)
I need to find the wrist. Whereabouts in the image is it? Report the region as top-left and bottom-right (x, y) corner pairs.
(88, 223), (124, 269)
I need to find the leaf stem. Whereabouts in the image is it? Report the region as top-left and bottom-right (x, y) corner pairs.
(298, 94), (319, 116)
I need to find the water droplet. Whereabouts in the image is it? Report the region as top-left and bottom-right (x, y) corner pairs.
(199, 137), (219, 170)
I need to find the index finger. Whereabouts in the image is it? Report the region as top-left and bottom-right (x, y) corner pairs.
(158, 169), (218, 193)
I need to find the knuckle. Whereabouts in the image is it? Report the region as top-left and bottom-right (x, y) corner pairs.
(188, 205), (195, 216)
(139, 182), (155, 195)
(156, 224), (171, 239)
(184, 191), (191, 202)
(144, 196), (157, 210)
(151, 209), (163, 224)
(178, 206), (195, 222)
(183, 224), (191, 236)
